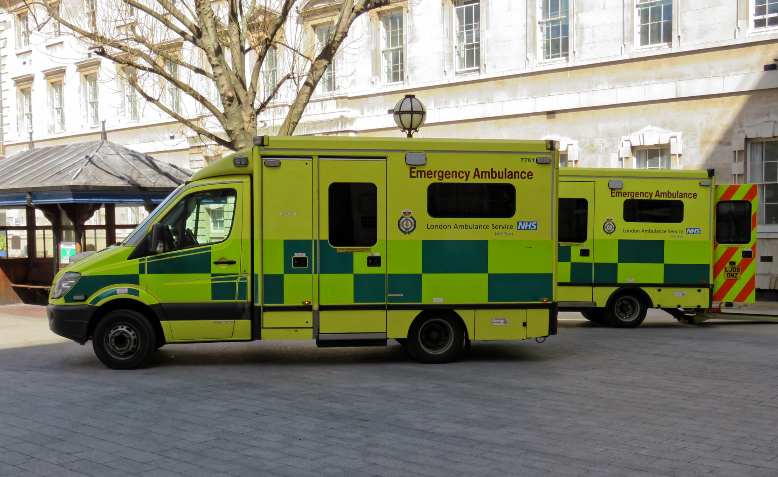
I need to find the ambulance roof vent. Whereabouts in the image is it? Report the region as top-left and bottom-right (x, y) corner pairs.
(608, 180), (624, 190)
(405, 152), (427, 166)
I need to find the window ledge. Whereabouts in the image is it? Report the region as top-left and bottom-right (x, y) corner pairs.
(633, 43), (672, 53)
(15, 47), (32, 55)
(45, 37), (64, 48)
(455, 68), (480, 76)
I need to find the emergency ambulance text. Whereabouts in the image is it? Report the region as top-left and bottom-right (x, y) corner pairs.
(409, 167), (534, 181)
(610, 190), (698, 200)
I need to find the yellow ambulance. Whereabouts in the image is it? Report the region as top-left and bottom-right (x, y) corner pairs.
(558, 167), (757, 327)
(48, 136), (559, 368)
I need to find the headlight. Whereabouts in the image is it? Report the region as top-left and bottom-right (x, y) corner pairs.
(52, 272), (81, 299)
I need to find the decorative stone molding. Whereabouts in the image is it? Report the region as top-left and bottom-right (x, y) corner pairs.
(618, 125), (683, 159)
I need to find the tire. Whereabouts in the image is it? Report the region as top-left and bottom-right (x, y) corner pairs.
(581, 308), (607, 324)
(92, 309), (156, 369)
(406, 313), (465, 364)
(605, 292), (648, 328)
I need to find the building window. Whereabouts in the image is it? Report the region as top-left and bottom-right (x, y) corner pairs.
(428, 183), (516, 218)
(634, 147), (671, 169)
(121, 72), (140, 121)
(540, 0), (569, 60)
(262, 47), (278, 97)
(637, 0), (672, 46)
(0, 209), (29, 259)
(84, 74), (99, 127)
(16, 88), (32, 135)
(49, 2), (62, 37)
(381, 10), (404, 83)
(16, 12), (30, 49)
(748, 140), (778, 224)
(164, 59), (181, 113)
(754, 0), (778, 28)
(454, 0), (480, 71)
(328, 183), (377, 247)
(49, 81), (65, 133)
(315, 24), (336, 93)
(85, 0), (97, 30)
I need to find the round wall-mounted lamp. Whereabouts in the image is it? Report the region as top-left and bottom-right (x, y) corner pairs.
(392, 94), (426, 138)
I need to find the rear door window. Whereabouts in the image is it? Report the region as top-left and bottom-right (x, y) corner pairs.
(716, 201), (751, 244)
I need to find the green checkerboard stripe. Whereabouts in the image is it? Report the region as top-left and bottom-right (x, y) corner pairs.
(558, 240), (711, 285)
(262, 239), (554, 304)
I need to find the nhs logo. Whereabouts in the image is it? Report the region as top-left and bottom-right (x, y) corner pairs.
(516, 220), (538, 231)
(686, 227), (702, 235)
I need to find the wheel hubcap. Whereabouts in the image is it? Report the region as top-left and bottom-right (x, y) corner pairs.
(418, 319), (454, 355)
(614, 296), (641, 322)
(104, 323), (139, 360)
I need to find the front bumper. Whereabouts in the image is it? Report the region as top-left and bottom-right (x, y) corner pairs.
(47, 305), (94, 344)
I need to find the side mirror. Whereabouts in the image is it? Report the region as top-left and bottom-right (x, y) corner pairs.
(150, 223), (167, 254)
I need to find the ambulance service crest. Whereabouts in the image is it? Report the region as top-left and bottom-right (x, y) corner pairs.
(603, 218), (616, 235)
(398, 209), (416, 234)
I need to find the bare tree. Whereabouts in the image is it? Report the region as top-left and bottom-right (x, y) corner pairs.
(25, 0), (388, 151)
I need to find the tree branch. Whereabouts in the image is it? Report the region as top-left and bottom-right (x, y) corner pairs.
(126, 73), (232, 149)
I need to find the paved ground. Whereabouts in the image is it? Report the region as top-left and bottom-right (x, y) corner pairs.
(1, 306), (778, 476)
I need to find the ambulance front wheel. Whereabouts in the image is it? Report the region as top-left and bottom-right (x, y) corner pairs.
(406, 313), (465, 364)
(92, 309), (156, 370)
(605, 292), (648, 328)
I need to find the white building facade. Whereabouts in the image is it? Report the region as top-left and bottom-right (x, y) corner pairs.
(3, 0), (778, 287)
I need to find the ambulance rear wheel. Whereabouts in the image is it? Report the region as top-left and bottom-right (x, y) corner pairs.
(605, 292), (648, 328)
(92, 309), (155, 370)
(406, 314), (465, 364)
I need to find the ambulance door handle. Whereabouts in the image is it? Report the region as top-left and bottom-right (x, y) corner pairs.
(742, 250), (753, 259)
(214, 258), (237, 265)
(367, 256), (381, 267)
(579, 249), (590, 257)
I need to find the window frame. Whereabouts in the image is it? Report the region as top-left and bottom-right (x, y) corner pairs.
(623, 199), (684, 223)
(16, 12), (31, 50)
(48, 81), (65, 133)
(380, 9), (405, 84)
(747, 138), (778, 225)
(539, 0), (570, 61)
(427, 183), (517, 219)
(84, 73), (100, 127)
(314, 23), (337, 94)
(164, 58), (181, 113)
(635, 0), (672, 48)
(261, 46), (278, 97)
(17, 87), (32, 135)
(327, 182), (378, 248)
(633, 146), (671, 169)
(453, 0), (481, 73)
(752, 0), (778, 30)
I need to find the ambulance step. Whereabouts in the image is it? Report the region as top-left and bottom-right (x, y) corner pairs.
(316, 333), (387, 348)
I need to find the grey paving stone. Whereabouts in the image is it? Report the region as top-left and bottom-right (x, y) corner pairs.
(3, 311), (778, 475)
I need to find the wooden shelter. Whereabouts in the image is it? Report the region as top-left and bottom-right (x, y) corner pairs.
(0, 141), (190, 303)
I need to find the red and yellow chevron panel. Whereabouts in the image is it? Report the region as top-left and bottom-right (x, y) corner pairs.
(713, 184), (758, 304)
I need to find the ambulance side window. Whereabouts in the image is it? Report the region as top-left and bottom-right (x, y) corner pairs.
(427, 183), (516, 218)
(623, 199), (683, 223)
(716, 201), (751, 244)
(158, 189), (237, 251)
(329, 183), (377, 247)
(558, 198), (588, 243)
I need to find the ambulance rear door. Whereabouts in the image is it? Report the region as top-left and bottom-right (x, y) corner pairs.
(713, 184), (758, 305)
